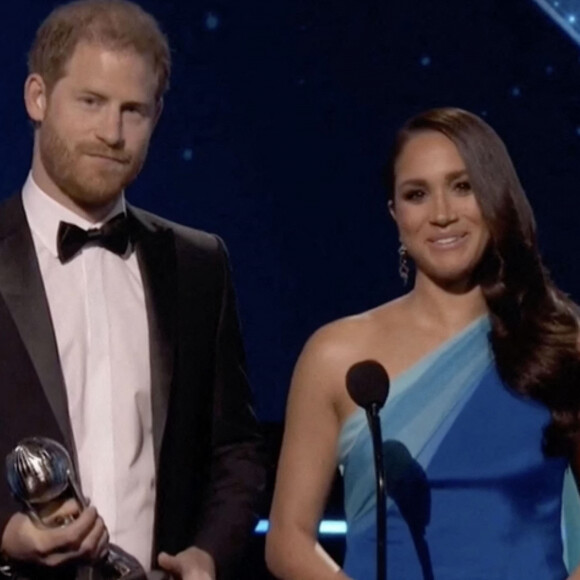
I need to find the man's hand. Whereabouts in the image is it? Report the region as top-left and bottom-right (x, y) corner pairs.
(1, 500), (109, 567)
(158, 546), (216, 580)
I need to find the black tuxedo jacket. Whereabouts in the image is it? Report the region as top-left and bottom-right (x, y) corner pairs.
(0, 194), (264, 576)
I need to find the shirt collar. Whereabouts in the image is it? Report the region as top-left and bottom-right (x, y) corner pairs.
(22, 173), (127, 259)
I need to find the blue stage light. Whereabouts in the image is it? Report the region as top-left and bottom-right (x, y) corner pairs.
(533, 0), (580, 46)
(204, 11), (220, 31)
(254, 519), (347, 535)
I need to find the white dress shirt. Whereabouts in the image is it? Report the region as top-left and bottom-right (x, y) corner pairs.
(22, 174), (156, 570)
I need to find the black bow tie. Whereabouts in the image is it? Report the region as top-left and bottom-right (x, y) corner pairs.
(57, 213), (132, 263)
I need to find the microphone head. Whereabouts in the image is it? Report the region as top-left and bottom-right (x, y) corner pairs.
(346, 360), (390, 410)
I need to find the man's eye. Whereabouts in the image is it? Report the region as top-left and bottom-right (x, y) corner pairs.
(80, 96), (98, 106)
(123, 105), (150, 119)
(125, 106), (143, 116)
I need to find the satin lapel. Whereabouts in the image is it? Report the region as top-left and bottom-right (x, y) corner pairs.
(128, 207), (176, 471)
(0, 196), (75, 450)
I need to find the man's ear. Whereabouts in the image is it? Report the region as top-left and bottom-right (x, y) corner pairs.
(24, 74), (48, 123)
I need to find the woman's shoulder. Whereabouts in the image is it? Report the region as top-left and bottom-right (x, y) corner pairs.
(318, 297), (406, 336)
(298, 298), (407, 373)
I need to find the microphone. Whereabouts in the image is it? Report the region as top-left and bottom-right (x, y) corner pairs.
(346, 360), (390, 580)
(346, 360), (390, 410)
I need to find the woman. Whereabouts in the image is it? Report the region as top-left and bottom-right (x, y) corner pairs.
(265, 107), (580, 579)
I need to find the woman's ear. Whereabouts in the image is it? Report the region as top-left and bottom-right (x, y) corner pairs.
(153, 97), (164, 128)
(388, 199), (396, 221)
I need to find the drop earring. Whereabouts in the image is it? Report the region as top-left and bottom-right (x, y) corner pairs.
(398, 244), (409, 285)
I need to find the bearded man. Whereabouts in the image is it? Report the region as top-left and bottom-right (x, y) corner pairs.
(0, 2), (264, 579)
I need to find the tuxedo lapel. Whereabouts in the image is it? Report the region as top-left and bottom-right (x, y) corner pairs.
(0, 196), (75, 451)
(128, 207), (176, 471)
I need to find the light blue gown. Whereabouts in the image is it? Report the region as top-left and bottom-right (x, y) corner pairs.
(338, 317), (569, 579)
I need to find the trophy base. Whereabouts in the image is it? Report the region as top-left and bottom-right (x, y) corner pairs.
(6, 559), (154, 580)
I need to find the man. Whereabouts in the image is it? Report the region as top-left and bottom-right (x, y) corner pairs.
(0, 1), (264, 578)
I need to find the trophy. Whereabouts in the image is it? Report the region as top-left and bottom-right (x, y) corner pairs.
(6, 437), (146, 579)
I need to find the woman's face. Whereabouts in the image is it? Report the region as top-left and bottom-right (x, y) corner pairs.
(390, 130), (490, 288)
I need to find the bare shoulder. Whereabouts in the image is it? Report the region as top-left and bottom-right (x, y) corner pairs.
(299, 302), (398, 368)
(290, 299), (406, 420)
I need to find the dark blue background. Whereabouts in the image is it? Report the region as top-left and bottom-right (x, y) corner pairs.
(2, 0), (580, 424)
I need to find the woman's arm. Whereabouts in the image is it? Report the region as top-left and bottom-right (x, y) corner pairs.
(566, 436), (580, 579)
(266, 328), (353, 580)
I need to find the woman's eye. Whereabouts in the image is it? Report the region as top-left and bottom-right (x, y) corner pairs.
(454, 180), (472, 193)
(402, 189), (425, 202)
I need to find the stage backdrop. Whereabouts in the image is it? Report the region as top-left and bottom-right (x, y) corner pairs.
(2, 0), (580, 423)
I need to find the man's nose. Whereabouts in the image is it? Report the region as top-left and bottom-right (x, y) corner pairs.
(95, 108), (124, 148)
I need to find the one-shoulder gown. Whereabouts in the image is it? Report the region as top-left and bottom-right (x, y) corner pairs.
(338, 317), (569, 579)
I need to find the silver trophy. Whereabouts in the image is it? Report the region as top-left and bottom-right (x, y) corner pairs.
(6, 437), (146, 579)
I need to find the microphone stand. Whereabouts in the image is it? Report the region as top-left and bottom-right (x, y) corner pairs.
(365, 402), (387, 580)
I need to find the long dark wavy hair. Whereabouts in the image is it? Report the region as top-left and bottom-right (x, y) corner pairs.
(387, 107), (580, 456)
